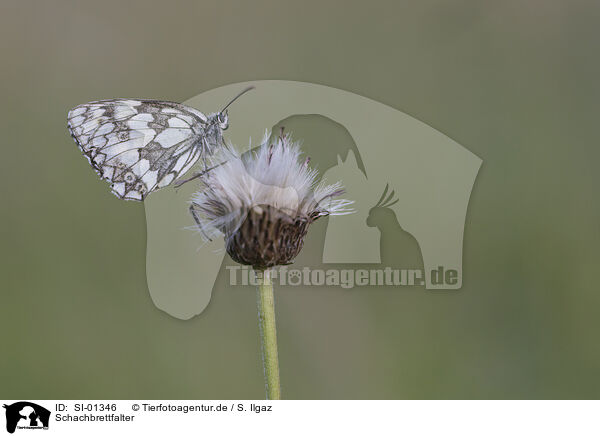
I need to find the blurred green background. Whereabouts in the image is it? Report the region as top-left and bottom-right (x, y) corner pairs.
(1, 0), (599, 399)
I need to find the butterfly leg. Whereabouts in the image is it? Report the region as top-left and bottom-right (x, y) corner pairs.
(173, 160), (228, 188)
(189, 203), (213, 241)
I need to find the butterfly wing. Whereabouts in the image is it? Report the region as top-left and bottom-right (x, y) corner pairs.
(67, 99), (209, 200)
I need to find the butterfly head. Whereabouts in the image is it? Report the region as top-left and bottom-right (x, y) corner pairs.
(204, 86), (254, 149)
(217, 110), (229, 130)
(212, 86), (254, 133)
(206, 110), (228, 132)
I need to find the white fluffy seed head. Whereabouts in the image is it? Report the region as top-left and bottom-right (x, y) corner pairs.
(191, 130), (353, 241)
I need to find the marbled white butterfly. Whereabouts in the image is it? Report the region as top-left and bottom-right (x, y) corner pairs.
(67, 86), (253, 201)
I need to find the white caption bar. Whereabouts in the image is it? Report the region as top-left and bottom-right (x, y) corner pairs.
(1, 400), (598, 436)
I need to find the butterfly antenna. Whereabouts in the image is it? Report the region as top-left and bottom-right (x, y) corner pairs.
(220, 86), (255, 113)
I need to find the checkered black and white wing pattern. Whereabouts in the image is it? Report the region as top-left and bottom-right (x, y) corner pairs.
(67, 99), (210, 201)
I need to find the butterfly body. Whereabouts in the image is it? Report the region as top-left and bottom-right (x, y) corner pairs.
(67, 98), (232, 201)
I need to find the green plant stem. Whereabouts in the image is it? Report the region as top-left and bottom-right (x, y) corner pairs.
(256, 268), (281, 400)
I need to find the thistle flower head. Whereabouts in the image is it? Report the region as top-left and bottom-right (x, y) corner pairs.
(190, 130), (352, 268)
